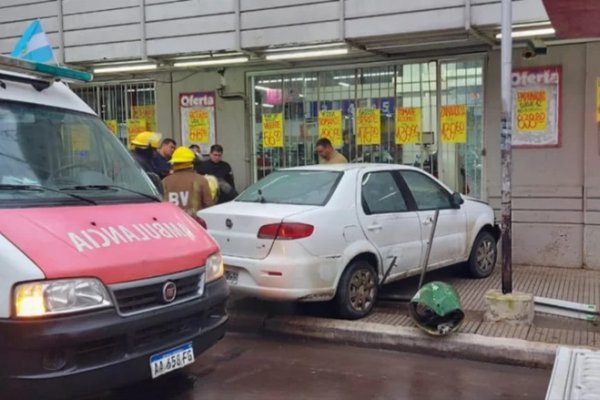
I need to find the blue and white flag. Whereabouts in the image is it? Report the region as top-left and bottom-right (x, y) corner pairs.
(11, 20), (56, 64)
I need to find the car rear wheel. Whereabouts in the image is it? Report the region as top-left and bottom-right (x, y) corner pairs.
(467, 231), (497, 279)
(336, 260), (378, 320)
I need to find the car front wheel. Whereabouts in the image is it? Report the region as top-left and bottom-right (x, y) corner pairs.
(335, 260), (378, 319)
(467, 230), (498, 279)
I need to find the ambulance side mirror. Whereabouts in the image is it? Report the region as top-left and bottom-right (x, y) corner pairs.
(147, 172), (163, 196)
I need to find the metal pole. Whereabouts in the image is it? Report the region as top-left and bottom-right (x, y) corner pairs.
(500, 0), (513, 294)
(418, 209), (439, 290)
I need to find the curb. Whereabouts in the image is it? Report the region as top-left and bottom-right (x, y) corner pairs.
(229, 312), (558, 369)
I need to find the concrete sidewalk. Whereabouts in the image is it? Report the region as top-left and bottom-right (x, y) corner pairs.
(228, 265), (600, 368)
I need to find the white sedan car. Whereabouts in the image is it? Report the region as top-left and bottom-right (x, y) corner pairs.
(199, 164), (499, 319)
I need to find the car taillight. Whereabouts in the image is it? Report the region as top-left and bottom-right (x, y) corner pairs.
(257, 223), (314, 240)
(193, 215), (207, 229)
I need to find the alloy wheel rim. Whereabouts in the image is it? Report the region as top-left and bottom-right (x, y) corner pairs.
(476, 239), (496, 272)
(348, 269), (376, 312)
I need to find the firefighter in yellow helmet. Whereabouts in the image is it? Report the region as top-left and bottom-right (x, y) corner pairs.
(130, 131), (162, 175)
(162, 147), (214, 215)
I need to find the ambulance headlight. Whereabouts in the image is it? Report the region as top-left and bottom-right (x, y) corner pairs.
(206, 252), (224, 283)
(14, 278), (113, 318)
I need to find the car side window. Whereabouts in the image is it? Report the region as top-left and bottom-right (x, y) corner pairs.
(401, 170), (453, 210)
(361, 171), (408, 215)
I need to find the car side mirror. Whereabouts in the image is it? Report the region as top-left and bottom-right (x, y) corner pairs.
(450, 192), (464, 209)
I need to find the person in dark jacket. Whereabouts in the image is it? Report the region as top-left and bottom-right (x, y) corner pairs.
(130, 131), (160, 175)
(195, 144), (237, 203)
(152, 138), (176, 179)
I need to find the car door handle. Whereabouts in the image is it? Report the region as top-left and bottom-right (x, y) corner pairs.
(367, 224), (383, 231)
(422, 216), (434, 225)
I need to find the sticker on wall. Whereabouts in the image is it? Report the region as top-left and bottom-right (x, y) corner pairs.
(179, 92), (216, 154)
(262, 113), (284, 148)
(105, 119), (118, 135)
(356, 108), (381, 145)
(440, 105), (467, 144)
(512, 66), (561, 147)
(395, 107), (422, 144)
(126, 118), (147, 148)
(318, 110), (343, 146)
(131, 105), (156, 132)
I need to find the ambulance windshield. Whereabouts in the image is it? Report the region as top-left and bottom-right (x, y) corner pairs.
(0, 100), (159, 207)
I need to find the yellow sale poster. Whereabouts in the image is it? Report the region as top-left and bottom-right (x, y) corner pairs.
(515, 90), (548, 133)
(262, 113), (284, 148)
(105, 119), (118, 135)
(356, 108), (381, 145)
(395, 107), (422, 144)
(440, 105), (467, 144)
(131, 105), (156, 131)
(318, 110), (343, 146)
(70, 124), (91, 153)
(187, 110), (210, 143)
(127, 118), (147, 147)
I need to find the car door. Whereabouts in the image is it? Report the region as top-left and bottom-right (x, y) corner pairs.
(398, 170), (467, 268)
(357, 170), (422, 279)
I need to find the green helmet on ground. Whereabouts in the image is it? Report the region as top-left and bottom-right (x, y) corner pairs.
(409, 281), (465, 336)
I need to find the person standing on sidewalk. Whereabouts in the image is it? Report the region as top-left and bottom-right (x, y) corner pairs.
(316, 138), (348, 164)
(195, 144), (237, 203)
(153, 138), (176, 179)
(163, 147), (214, 215)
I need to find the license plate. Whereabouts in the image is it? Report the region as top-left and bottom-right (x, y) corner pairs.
(225, 270), (239, 285)
(150, 342), (194, 379)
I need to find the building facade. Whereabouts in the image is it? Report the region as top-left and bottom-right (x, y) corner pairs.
(2, 0), (599, 270)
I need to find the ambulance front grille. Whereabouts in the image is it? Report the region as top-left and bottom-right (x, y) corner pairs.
(110, 268), (205, 315)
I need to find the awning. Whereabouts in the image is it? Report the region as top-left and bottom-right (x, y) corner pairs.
(543, 0), (600, 38)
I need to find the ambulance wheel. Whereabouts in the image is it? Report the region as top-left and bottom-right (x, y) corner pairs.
(336, 261), (377, 320)
(467, 231), (497, 279)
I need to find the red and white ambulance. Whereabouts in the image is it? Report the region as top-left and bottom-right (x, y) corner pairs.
(0, 56), (228, 399)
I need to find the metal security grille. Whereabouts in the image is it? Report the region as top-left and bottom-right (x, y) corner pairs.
(250, 58), (485, 198)
(72, 81), (156, 146)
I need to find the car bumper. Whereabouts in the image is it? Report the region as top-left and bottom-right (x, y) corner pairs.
(223, 242), (340, 302)
(0, 277), (229, 400)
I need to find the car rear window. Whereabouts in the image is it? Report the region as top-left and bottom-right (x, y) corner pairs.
(237, 170), (342, 206)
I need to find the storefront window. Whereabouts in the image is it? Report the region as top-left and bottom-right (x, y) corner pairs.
(250, 57), (485, 198)
(73, 82), (156, 147)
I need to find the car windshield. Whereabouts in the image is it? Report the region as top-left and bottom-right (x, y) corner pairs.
(237, 170), (342, 206)
(0, 100), (159, 208)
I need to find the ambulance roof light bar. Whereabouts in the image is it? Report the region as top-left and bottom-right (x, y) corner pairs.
(0, 55), (93, 83)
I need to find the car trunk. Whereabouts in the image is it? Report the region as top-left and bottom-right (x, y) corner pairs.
(199, 202), (318, 259)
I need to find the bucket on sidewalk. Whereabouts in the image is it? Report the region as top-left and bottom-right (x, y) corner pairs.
(409, 281), (465, 336)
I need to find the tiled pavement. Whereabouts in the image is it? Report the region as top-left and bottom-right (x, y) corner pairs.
(230, 264), (600, 348)
(374, 265), (600, 347)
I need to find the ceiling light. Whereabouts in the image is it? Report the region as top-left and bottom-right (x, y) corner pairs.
(255, 85), (270, 91)
(173, 56), (249, 67)
(338, 82), (351, 87)
(93, 63), (157, 74)
(265, 42), (346, 53)
(334, 71), (394, 80)
(496, 28), (555, 39)
(266, 48), (348, 61)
